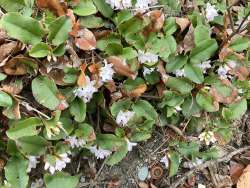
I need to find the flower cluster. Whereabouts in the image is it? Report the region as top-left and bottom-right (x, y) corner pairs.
(44, 153), (71, 174)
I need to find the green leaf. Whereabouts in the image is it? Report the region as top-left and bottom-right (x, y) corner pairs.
(163, 17), (177, 35)
(93, 0), (114, 18)
(159, 91), (184, 108)
(32, 76), (60, 110)
(0, 91), (13, 107)
(0, 12), (45, 45)
(44, 172), (79, 188)
(196, 90), (218, 112)
(106, 43), (123, 55)
(6, 117), (42, 140)
(184, 64), (204, 84)
(0, 0), (26, 12)
(96, 134), (125, 150)
(222, 98), (247, 120)
(229, 37), (250, 52)
(73, 0), (97, 16)
(106, 144), (128, 165)
(194, 24), (210, 45)
(168, 151), (181, 177)
(181, 97), (201, 117)
(110, 99), (133, 117)
(121, 47), (138, 60)
(53, 43), (65, 57)
(48, 16), (72, 46)
(166, 55), (188, 73)
(5, 156), (29, 188)
(75, 123), (95, 141)
(177, 142), (199, 159)
(190, 39), (218, 64)
(132, 100), (158, 121)
(165, 77), (193, 94)
(118, 16), (144, 36)
(29, 42), (50, 58)
(17, 136), (49, 155)
(70, 97), (86, 123)
(0, 73), (7, 81)
(80, 15), (104, 28)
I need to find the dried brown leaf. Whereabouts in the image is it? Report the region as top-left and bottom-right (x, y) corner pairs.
(230, 161), (245, 184)
(107, 56), (136, 79)
(123, 83), (147, 98)
(182, 24), (195, 53)
(138, 182), (149, 188)
(36, 0), (66, 16)
(3, 55), (37, 75)
(75, 28), (96, 50)
(0, 41), (20, 63)
(176, 17), (190, 32)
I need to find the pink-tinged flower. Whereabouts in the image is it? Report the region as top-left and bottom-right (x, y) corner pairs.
(206, 3), (218, 21)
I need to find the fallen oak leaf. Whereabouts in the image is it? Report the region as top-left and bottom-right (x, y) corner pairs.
(230, 161), (245, 185)
(36, 0), (66, 16)
(107, 56), (136, 79)
(176, 17), (190, 32)
(3, 55), (38, 75)
(75, 28), (96, 50)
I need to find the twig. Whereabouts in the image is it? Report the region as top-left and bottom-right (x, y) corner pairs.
(166, 124), (184, 137)
(170, 146), (250, 188)
(226, 0), (235, 32)
(220, 10), (250, 48)
(20, 101), (50, 119)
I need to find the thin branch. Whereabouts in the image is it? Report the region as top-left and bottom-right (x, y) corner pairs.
(170, 146), (250, 188)
(226, 0), (235, 32)
(20, 101), (50, 119)
(220, 10), (250, 48)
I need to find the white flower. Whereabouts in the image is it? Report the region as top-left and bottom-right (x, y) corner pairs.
(135, 0), (158, 11)
(175, 69), (185, 77)
(31, 178), (44, 188)
(198, 184), (206, 188)
(175, 106), (182, 111)
(27, 156), (39, 173)
(160, 156), (169, 168)
(197, 60), (211, 73)
(65, 136), (86, 148)
(199, 131), (217, 145)
(74, 76), (98, 103)
(89, 145), (112, 159)
(116, 110), (135, 126)
(44, 153), (71, 174)
(105, 0), (132, 10)
(217, 65), (230, 79)
(143, 67), (155, 76)
(206, 3), (218, 21)
(138, 50), (158, 64)
(100, 60), (115, 82)
(183, 158), (204, 169)
(126, 139), (137, 151)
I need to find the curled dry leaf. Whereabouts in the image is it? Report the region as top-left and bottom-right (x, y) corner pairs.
(182, 24), (195, 53)
(230, 161), (245, 185)
(157, 61), (168, 83)
(107, 179), (121, 188)
(0, 41), (21, 63)
(36, 0), (66, 16)
(77, 64), (87, 87)
(3, 55), (38, 75)
(2, 81), (23, 95)
(40, 66), (66, 86)
(144, 10), (165, 33)
(237, 164), (250, 188)
(150, 165), (164, 180)
(107, 56), (136, 79)
(176, 17), (190, 32)
(75, 28), (96, 50)
(67, 9), (80, 37)
(123, 83), (147, 98)
(210, 79), (238, 104)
